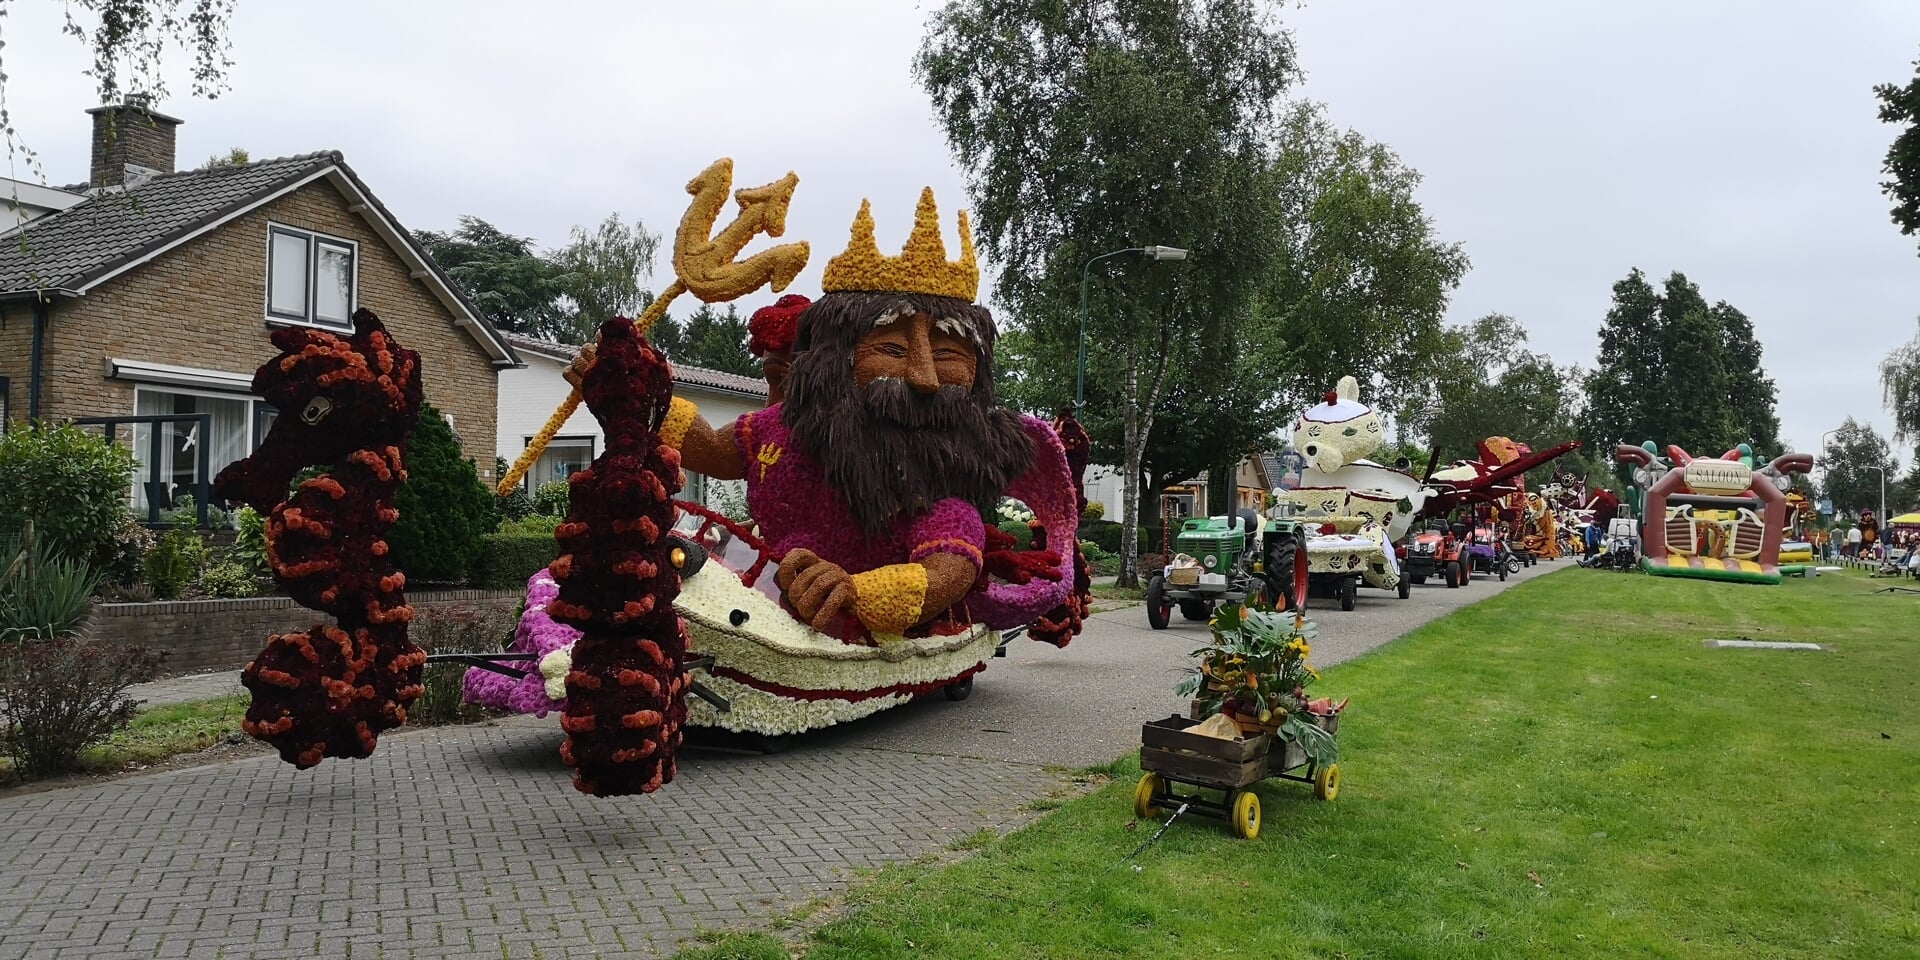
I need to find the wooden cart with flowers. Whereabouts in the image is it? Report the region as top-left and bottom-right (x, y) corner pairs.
(1135, 537), (1344, 840)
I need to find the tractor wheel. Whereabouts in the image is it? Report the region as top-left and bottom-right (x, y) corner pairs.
(1397, 576), (1411, 600)
(1499, 558), (1509, 581)
(1146, 576), (1171, 630)
(1339, 579), (1357, 611)
(1179, 599), (1212, 621)
(943, 676), (974, 701)
(1444, 561), (1460, 588)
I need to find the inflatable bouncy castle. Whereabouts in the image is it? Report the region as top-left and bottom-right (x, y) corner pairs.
(1615, 442), (1814, 584)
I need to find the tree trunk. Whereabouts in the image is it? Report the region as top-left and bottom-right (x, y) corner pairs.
(1119, 345), (1144, 588)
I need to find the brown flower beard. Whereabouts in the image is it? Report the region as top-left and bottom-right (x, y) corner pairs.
(790, 377), (1033, 538)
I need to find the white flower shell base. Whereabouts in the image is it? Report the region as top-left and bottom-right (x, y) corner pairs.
(508, 560), (997, 737)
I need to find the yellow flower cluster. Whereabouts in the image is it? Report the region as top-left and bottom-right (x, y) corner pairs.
(659, 396), (699, 450)
(820, 188), (979, 302)
(849, 563), (929, 636)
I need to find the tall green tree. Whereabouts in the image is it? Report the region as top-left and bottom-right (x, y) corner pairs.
(1264, 102), (1469, 418)
(668, 304), (758, 377)
(1581, 268), (1664, 454)
(1883, 317), (1920, 443)
(1420, 314), (1582, 467)
(0, 0), (238, 173)
(1581, 268), (1777, 462)
(416, 213), (662, 344)
(551, 213), (661, 340)
(415, 218), (573, 340)
(1713, 301), (1781, 454)
(1820, 418), (1899, 518)
(917, 0), (1298, 586)
(1875, 53), (1920, 248)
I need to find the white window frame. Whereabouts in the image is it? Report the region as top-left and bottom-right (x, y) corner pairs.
(129, 383), (265, 510)
(524, 434), (596, 493)
(266, 223), (358, 331)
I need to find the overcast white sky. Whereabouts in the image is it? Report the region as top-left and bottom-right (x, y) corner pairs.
(6, 0), (1917, 461)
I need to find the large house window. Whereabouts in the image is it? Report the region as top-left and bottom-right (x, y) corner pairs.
(131, 386), (262, 518)
(527, 436), (595, 492)
(268, 225), (357, 329)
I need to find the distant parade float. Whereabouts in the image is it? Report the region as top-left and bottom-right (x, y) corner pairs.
(1616, 442), (1814, 584)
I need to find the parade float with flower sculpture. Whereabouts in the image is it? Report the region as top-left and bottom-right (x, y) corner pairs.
(466, 160), (1090, 752)
(212, 310), (427, 768)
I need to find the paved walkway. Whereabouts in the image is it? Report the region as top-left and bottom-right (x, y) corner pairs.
(3, 562), (1566, 959)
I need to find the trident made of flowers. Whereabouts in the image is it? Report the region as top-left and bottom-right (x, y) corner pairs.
(499, 158), (809, 494)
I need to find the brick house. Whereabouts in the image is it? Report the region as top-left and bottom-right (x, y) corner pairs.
(0, 96), (519, 517)
(498, 332), (766, 509)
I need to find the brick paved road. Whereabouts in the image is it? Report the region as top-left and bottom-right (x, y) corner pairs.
(0, 717), (1055, 960)
(3, 565), (1565, 959)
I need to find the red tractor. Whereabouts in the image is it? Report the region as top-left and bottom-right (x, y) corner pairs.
(1398, 519), (1475, 588)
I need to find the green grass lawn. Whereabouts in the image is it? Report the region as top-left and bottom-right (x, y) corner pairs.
(682, 567), (1920, 959)
(0, 694), (249, 782)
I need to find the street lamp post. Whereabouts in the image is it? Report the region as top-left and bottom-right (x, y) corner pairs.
(1076, 245), (1190, 413)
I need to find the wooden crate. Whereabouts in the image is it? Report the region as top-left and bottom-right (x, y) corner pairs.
(1139, 715), (1270, 790)
(1185, 701), (1340, 774)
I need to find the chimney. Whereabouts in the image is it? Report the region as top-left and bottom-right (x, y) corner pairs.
(85, 93), (183, 188)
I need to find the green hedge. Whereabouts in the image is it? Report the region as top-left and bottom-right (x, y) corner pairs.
(1077, 520), (1156, 556)
(472, 533), (559, 591)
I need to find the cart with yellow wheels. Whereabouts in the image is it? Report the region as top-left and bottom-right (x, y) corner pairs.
(1135, 714), (1340, 840)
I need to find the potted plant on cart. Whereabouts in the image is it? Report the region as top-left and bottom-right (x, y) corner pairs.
(1130, 589), (1346, 840)
(1177, 602), (1344, 766)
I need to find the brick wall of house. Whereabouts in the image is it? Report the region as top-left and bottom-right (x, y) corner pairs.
(34, 178), (500, 475)
(85, 589), (524, 674)
(0, 303), (31, 423)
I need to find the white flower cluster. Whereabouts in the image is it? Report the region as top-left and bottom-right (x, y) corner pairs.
(685, 672), (915, 735)
(995, 497), (1035, 524)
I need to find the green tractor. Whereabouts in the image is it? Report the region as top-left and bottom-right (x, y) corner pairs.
(1145, 510), (1280, 629)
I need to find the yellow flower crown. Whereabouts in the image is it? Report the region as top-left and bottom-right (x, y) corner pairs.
(821, 187), (979, 302)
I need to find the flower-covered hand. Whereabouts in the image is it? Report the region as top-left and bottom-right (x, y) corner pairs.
(777, 549), (859, 632)
(562, 344), (598, 390)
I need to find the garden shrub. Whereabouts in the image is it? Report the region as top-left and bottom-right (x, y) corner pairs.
(0, 638), (162, 778)
(157, 493), (231, 530)
(1082, 500), (1106, 521)
(1077, 520), (1156, 557)
(230, 507), (270, 577)
(473, 532), (560, 591)
(534, 480), (570, 517)
(496, 487), (535, 523)
(145, 528), (210, 600)
(0, 422), (135, 570)
(997, 520), (1034, 550)
(0, 525), (101, 641)
(198, 561), (258, 599)
(410, 605), (514, 725)
(96, 517), (156, 587)
(388, 404), (493, 584)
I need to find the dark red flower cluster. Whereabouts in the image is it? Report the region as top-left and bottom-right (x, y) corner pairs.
(1028, 414), (1093, 647)
(747, 294), (810, 358)
(549, 318), (690, 796)
(212, 310), (425, 768)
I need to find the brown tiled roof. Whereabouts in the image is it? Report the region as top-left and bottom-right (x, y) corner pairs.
(502, 332), (768, 399)
(0, 152), (340, 294)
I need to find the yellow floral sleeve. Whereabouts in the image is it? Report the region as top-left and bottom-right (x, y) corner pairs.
(848, 564), (928, 636)
(659, 396), (699, 450)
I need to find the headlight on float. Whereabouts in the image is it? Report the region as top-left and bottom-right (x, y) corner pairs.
(1202, 555), (1217, 569)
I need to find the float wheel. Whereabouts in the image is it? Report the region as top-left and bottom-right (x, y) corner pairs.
(1229, 789), (1262, 839)
(1134, 773), (1164, 819)
(1314, 763), (1342, 801)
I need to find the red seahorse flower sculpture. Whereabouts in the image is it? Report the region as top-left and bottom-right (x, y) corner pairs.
(212, 309), (425, 768)
(547, 317), (691, 796)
